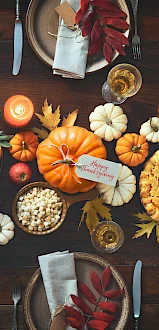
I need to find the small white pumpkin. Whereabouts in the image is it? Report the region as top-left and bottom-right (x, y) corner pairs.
(140, 117), (159, 143)
(89, 103), (128, 142)
(0, 213), (15, 245)
(97, 165), (136, 206)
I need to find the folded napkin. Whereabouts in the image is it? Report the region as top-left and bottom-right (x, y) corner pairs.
(53, 0), (90, 79)
(38, 250), (78, 330)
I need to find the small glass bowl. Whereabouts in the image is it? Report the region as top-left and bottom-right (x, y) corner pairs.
(91, 221), (124, 253)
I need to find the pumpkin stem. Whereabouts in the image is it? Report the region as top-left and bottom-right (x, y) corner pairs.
(22, 140), (28, 150)
(150, 118), (158, 132)
(51, 158), (74, 166)
(132, 144), (141, 152)
(106, 119), (112, 125)
(115, 180), (119, 188)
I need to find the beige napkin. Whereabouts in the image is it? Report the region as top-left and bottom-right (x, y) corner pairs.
(38, 250), (78, 330)
(53, 0), (90, 79)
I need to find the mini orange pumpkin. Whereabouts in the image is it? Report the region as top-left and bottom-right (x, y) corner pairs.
(36, 126), (107, 194)
(115, 133), (149, 167)
(9, 131), (39, 162)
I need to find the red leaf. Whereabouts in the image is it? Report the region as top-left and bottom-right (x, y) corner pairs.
(93, 311), (115, 324)
(92, 0), (111, 8)
(82, 11), (95, 37)
(103, 27), (129, 45)
(91, 21), (102, 45)
(101, 267), (111, 289)
(98, 301), (118, 313)
(64, 305), (85, 323)
(103, 41), (114, 63)
(71, 294), (92, 315)
(88, 319), (109, 330)
(89, 37), (103, 54)
(100, 17), (130, 30)
(75, 8), (86, 24)
(66, 317), (82, 329)
(90, 270), (103, 295)
(80, 0), (89, 12)
(105, 36), (126, 55)
(78, 281), (97, 304)
(97, 7), (127, 18)
(103, 289), (123, 298)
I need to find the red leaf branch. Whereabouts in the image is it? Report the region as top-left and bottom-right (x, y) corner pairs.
(75, 0), (130, 63)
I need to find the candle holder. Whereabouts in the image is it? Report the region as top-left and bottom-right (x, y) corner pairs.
(4, 95), (34, 128)
(91, 221), (124, 253)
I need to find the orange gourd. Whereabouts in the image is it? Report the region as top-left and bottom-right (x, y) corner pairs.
(9, 131), (39, 162)
(36, 126), (107, 194)
(115, 133), (149, 167)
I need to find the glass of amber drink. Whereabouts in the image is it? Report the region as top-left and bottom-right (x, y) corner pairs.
(91, 221), (124, 253)
(102, 63), (142, 104)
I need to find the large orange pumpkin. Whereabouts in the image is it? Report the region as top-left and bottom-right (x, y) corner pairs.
(36, 126), (107, 194)
(115, 133), (149, 167)
(9, 131), (39, 162)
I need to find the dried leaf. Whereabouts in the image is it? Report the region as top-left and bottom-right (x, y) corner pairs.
(35, 99), (61, 131)
(88, 319), (109, 329)
(30, 127), (49, 139)
(89, 37), (103, 55)
(132, 221), (156, 239)
(98, 301), (118, 313)
(75, 8), (87, 24)
(64, 306), (85, 323)
(93, 311), (115, 324)
(71, 294), (92, 315)
(90, 270), (103, 295)
(105, 36), (126, 55)
(103, 27), (129, 45)
(79, 198), (112, 235)
(62, 109), (78, 127)
(132, 212), (152, 221)
(97, 7), (127, 18)
(81, 0), (89, 12)
(103, 289), (123, 298)
(91, 21), (102, 45)
(156, 224), (159, 243)
(78, 281), (97, 304)
(100, 17), (130, 30)
(102, 267), (111, 289)
(66, 317), (82, 329)
(103, 41), (113, 63)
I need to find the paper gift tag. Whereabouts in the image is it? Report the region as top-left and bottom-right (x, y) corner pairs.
(55, 1), (76, 28)
(76, 155), (122, 186)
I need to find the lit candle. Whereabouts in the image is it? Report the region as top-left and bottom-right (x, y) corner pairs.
(4, 95), (34, 128)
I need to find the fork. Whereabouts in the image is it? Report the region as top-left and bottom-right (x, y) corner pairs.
(12, 278), (21, 330)
(130, 0), (141, 59)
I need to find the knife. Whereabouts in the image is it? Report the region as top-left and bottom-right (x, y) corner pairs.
(12, 0), (23, 75)
(133, 260), (142, 330)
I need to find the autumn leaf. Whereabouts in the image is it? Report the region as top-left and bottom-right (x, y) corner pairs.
(35, 99), (61, 131)
(62, 109), (78, 127)
(132, 212), (152, 221)
(79, 197), (112, 235)
(132, 221), (156, 239)
(30, 127), (49, 139)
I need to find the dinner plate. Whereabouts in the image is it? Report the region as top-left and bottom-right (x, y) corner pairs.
(26, 0), (130, 73)
(24, 252), (130, 330)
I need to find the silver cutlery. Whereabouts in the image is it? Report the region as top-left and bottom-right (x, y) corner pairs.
(130, 0), (141, 59)
(133, 260), (142, 330)
(12, 0), (23, 75)
(12, 278), (21, 330)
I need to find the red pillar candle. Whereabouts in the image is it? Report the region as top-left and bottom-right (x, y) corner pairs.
(4, 95), (34, 128)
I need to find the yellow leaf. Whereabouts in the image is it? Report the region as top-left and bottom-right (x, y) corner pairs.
(91, 198), (112, 221)
(132, 221), (156, 239)
(156, 224), (159, 243)
(86, 207), (100, 235)
(79, 197), (112, 235)
(62, 109), (78, 127)
(35, 99), (61, 131)
(30, 127), (49, 139)
(132, 212), (152, 221)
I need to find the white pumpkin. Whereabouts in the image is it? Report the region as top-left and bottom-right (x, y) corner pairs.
(97, 165), (136, 206)
(0, 213), (15, 245)
(140, 117), (159, 143)
(89, 103), (128, 142)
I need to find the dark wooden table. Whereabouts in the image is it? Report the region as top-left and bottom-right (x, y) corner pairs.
(1, 0), (159, 329)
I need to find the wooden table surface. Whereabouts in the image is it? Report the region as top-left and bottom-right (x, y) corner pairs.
(1, 0), (159, 329)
